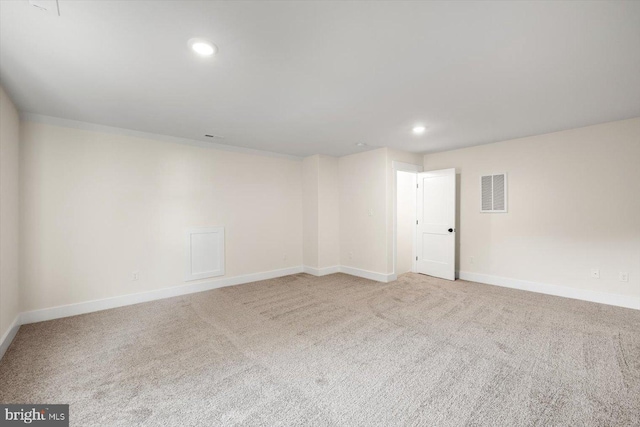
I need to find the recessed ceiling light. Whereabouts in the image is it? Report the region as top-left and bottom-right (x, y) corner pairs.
(412, 125), (427, 135)
(188, 38), (217, 56)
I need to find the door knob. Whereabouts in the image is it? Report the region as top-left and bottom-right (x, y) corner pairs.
(448, 228), (453, 233)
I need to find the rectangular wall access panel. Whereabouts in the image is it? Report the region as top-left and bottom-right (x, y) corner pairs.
(185, 227), (225, 281)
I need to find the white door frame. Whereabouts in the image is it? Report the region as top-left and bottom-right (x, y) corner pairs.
(392, 161), (423, 277)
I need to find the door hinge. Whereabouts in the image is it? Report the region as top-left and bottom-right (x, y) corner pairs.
(416, 256), (418, 261)
(416, 220), (418, 225)
(416, 184), (419, 189)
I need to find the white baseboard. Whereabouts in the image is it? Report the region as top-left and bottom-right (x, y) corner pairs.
(458, 271), (640, 310)
(4, 267), (636, 362)
(303, 265), (341, 276)
(4, 263), (398, 360)
(20, 266), (303, 325)
(303, 265), (395, 283)
(0, 315), (21, 361)
(339, 266), (397, 283)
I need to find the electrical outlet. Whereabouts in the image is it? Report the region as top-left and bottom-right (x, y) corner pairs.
(132, 272), (139, 281)
(619, 272), (629, 282)
(470, 256), (475, 265)
(591, 269), (600, 279)
(349, 251), (353, 260)
(367, 209), (374, 217)
(283, 254), (288, 262)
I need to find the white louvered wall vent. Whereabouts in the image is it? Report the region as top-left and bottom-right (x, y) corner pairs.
(480, 173), (507, 213)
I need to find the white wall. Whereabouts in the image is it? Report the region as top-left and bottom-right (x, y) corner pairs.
(317, 155), (339, 268)
(396, 171), (416, 275)
(20, 121), (303, 311)
(339, 148), (388, 274)
(0, 86), (20, 343)
(302, 155), (340, 270)
(17, 122), (416, 317)
(302, 156), (319, 268)
(338, 147), (421, 277)
(424, 117), (640, 301)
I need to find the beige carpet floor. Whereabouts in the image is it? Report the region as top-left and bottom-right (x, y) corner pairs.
(1, 273), (639, 426)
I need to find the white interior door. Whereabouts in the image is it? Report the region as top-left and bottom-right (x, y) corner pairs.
(416, 168), (456, 280)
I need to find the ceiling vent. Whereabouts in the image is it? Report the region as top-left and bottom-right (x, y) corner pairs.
(481, 173), (507, 213)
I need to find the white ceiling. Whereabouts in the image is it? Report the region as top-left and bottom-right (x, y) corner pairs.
(1, 1), (639, 157)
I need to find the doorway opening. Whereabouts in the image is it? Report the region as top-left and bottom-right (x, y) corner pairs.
(393, 163), (457, 281)
(392, 161), (422, 277)
(396, 171), (418, 275)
